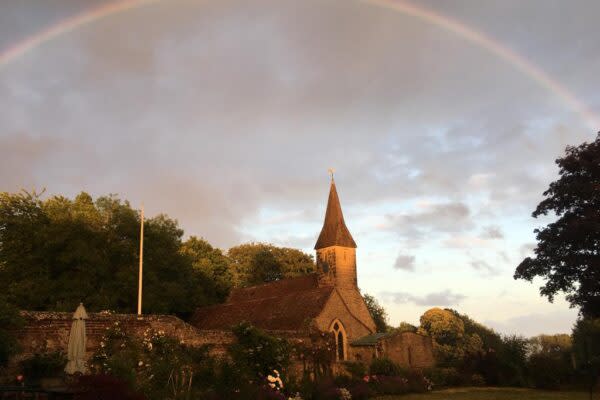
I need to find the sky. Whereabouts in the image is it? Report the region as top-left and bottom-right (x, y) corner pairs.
(1, 0), (599, 337)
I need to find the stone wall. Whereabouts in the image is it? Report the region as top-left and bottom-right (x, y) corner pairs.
(13, 311), (234, 364)
(380, 332), (435, 368)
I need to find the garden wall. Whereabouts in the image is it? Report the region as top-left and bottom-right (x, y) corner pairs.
(13, 311), (235, 365)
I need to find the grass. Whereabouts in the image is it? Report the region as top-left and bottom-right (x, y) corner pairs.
(373, 387), (596, 400)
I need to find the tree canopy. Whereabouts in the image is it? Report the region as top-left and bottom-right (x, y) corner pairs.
(514, 133), (600, 318)
(227, 243), (314, 287)
(0, 191), (225, 316)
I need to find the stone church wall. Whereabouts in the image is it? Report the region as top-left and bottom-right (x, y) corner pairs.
(314, 291), (373, 361)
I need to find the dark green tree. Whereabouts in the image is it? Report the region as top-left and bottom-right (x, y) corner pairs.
(0, 190), (222, 316)
(514, 133), (600, 318)
(572, 318), (600, 399)
(363, 293), (389, 332)
(180, 236), (232, 302)
(0, 297), (23, 367)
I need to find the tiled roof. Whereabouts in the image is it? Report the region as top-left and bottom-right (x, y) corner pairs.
(191, 274), (335, 331)
(314, 181), (356, 249)
(350, 333), (388, 346)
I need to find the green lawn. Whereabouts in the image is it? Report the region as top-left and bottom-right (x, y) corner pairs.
(374, 387), (595, 400)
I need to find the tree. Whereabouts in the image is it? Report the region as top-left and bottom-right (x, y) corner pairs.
(227, 243), (314, 287)
(362, 293), (389, 332)
(514, 133), (600, 318)
(0, 190), (222, 316)
(418, 308), (467, 366)
(527, 334), (573, 389)
(180, 236), (232, 302)
(397, 322), (417, 333)
(572, 318), (600, 399)
(0, 297), (23, 367)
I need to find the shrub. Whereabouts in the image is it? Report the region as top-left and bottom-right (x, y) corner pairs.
(230, 322), (290, 379)
(369, 358), (401, 376)
(343, 361), (366, 380)
(424, 367), (460, 387)
(527, 351), (572, 389)
(469, 373), (486, 386)
(19, 352), (67, 383)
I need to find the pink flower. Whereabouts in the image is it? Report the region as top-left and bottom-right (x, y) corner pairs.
(363, 375), (370, 383)
(16, 375), (23, 382)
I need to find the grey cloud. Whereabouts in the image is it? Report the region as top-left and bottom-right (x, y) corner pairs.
(393, 254), (415, 271)
(470, 259), (500, 275)
(385, 202), (472, 242)
(480, 225), (504, 239)
(380, 289), (466, 306)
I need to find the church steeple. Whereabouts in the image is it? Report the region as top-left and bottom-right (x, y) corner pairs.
(315, 173), (358, 288)
(314, 177), (356, 250)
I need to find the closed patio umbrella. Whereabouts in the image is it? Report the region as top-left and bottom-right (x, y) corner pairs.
(64, 303), (88, 374)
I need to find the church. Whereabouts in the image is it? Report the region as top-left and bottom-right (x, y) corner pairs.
(191, 178), (434, 368)
(12, 177), (433, 376)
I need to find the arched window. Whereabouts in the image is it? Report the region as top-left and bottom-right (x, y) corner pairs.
(330, 320), (347, 361)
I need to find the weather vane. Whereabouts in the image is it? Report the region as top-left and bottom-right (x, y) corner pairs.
(328, 167), (335, 182)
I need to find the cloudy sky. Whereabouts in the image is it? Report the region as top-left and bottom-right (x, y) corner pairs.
(1, 0), (599, 336)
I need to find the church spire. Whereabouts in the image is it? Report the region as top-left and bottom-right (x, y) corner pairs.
(314, 174), (357, 250)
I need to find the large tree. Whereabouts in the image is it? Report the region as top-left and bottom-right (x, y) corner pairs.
(227, 243), (314, 287)
(0, 191), (222, 316)
(514, 133), (600, 318)
(362, 293), (390, 333)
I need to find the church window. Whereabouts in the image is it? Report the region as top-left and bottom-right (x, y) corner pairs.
(330, 319), (346, 361)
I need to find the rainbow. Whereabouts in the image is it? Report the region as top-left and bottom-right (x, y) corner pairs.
(0, 0), (598, 130)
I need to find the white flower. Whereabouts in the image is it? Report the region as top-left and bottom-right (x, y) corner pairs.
(138, 361), (144, 366)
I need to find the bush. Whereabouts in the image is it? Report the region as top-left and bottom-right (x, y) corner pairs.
(424, 367), (460, 387)
(20, 352), (67, 383)
(343, 361), (366, 380)
(369, 358), (401, 376)
(230, 322), (290, 379)
(527, 351), (572, 389)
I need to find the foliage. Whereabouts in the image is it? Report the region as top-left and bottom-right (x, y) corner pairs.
(180, 236), (232, 302)
(229, 322), (290, 379)
(294, 329), (336, 379)
(418, 308), (468, 366)
(0, 191), (225, 315)
(19, 351), (67, 382)
(227, 243), (315, 287)
(369, 358), (401, 376)
(0, 297), (23, 367)
(90, 322), (214, 399)
(514, 133), (600, 318)
(396, 322), (418, 333)
(571, 318), (600, 398)
(424, 367), (461, 387)
(362, 294), (389, 333)
(495, 334), (529, 387)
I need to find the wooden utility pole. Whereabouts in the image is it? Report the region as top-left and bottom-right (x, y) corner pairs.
(137, 204), (144, 315)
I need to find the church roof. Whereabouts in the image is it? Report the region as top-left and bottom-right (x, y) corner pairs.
(190, 274), (335, 331)
(314, 180), (357, 249)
